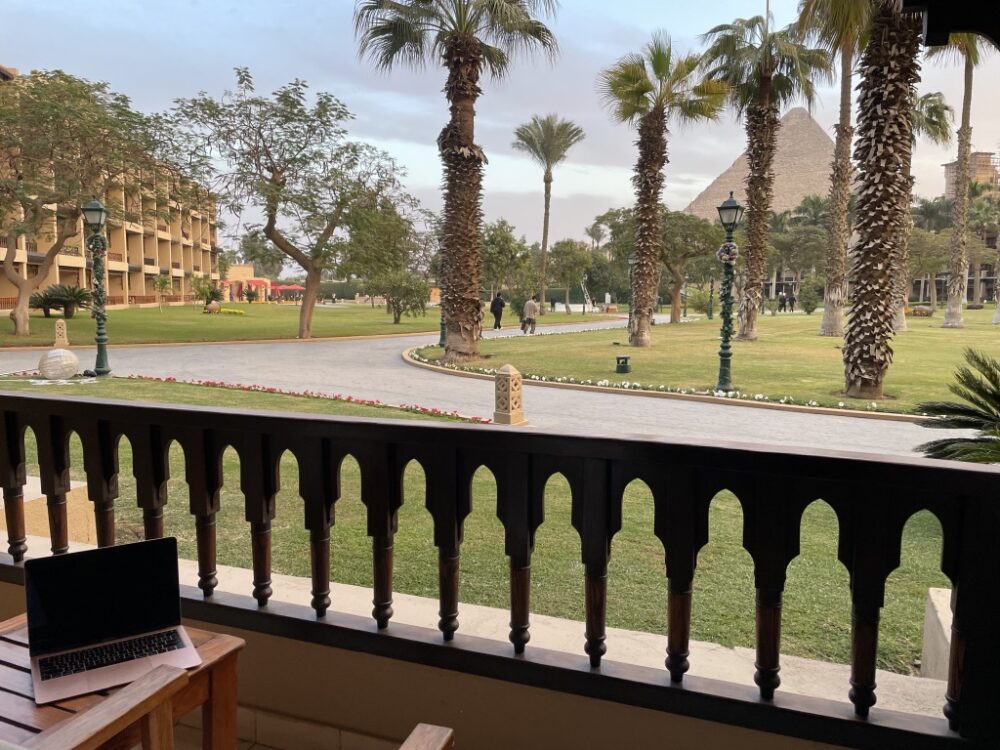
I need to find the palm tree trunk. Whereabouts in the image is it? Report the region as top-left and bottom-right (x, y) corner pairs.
(892, 158), (915, 332)
(738, 102), (779, 341)
(973, 262), (982, 304)
(843, 0), (921, 399)
(539, 170), (552, 316)
(943, 54), (974, 328)
(629, 106), (667, 348)
(439, 37), (485, 361)
(929, 273), (938, 308)
(821, 48), (854, 337)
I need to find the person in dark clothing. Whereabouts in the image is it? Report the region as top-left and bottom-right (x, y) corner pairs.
(489, 293), (506, 329)
(787, 289), (796, 313)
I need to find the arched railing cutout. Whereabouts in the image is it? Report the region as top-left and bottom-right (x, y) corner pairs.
(607, 479), (662, 636)
(390, 459), (437, 628)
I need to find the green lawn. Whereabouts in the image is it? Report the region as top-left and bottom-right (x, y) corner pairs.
(419, 308), (1000, 413)
(1, 377), (946, 674)
(1, 303), (614, 347)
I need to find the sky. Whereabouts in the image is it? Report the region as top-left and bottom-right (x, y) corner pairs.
(5, 0), (1000, 246)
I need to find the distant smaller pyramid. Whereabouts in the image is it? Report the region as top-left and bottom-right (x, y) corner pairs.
(684, 108), (835, 220)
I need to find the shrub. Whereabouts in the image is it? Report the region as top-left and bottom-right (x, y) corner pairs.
(44, 285), (91, 319)
(799, 285), (820, 315)
(365, 272), (429, 324)
(218, 308), (245, 316)
(29, 289), (62, 317)
(686, 288), (711, 314)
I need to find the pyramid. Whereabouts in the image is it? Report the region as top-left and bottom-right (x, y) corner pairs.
(683, 107), (835, 221)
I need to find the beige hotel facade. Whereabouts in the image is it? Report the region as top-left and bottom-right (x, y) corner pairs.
(0, 65), (221, 311)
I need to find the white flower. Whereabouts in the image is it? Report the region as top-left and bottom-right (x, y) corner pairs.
(838, 402), (845, 407)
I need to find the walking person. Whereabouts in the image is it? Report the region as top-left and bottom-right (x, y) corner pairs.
(522, 294), (539, 334)
(787, 289), (796, 313)
(777, 291), (786, 313)
(490, 293), (506, 330)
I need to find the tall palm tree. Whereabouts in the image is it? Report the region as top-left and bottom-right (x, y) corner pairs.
(842, 0), (922, 399)
(584, 221), (606, 252)
(893, 92), (953, 331)
(512, 114), (585, 315)
(927, 34), (988, 329)
(354, 1), (558, 361)
(701, 15), (831, 341)
(797, 0), (871, 337)
(600, 32), (726, 347)
(790, 194), (828, 227)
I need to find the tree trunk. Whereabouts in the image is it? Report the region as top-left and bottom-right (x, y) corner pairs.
(972, 262), (982, 304)
(564, 284), (570, 313)
(8, 298), (29, 336)
(943, 54), (974, 328)
(439, 37), (485, 361)
(843, 1), (921, 399)
(629, 105), (668, 348)
(298, 265), (321, 338)
(929, 274), (938, 309)
(821, 48), (854, 337)
(669, 265), (683, 324)
(738, 101), (779, 341)
(539, 170), (552, 316)
(892, 158), (916, 333)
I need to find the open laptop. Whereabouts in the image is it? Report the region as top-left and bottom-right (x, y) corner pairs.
(25, 537), (201, 704)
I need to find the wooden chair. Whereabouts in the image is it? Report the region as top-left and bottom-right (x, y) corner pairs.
(399, 723), (454, 750)
(0, 665), (189, 750)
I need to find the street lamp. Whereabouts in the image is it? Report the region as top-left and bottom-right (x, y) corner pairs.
(627, 252), (637, 335)
(82, 199), (111, 376)
(715, 191), (744, 392)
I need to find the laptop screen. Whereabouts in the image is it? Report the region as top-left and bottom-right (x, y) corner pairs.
(25, 538), (182, 656)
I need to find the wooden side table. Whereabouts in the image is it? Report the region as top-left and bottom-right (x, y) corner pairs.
(0, 614), (244, 749)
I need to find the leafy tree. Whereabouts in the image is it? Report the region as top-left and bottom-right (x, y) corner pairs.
(215, 249), (238, 281)
(339, 192), (425, 282)
(0, 70), (187, 335)
(771, 225), (826, 282)
(192, 276), (222, 305)
(547, 239), (592, 313)
(843, 0), (921, 399)
(480, 219), (530, 296)
(918, 349), (1000, 463)
(659, 210), (724, 323)
(239, 230), (286, 279)
(355, 0), (559, 361)
(512, 114), (585, 313)
(366, 271), (429, 324)
(790, 195), (828, 227)
(798, 276), (822, 314)
(600, 32), (725, 347)
(176, 69), (406, 339)
(152, 275), (172, 313)
(912, 196), (953, 232)
(701, 14), (831, 341)
(797, 0), (872, 336)
(927, 35), (990, 328)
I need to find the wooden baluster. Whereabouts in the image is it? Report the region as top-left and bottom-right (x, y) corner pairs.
(944, 586), (965, 731)
(666, 578), (692, 682)
(242, 436), (279, 608)
(755, 588), (783, 699)
(359, 444), (398, 629)
(496, 452), (542, 654)
(184, 431), (223, 597)
(81, 420), (119, 548)
(424, 448), (471, 642)
(0, 412), (28, 561)
(572, 458), (618, 668)
(131, 426), (170, 541)
(849, 603), (880, 717)
(299, 440), (336, 618)
(36, 416), (71, 554)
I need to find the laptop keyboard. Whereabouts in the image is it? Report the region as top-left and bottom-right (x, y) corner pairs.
(38, 630), (184, 681)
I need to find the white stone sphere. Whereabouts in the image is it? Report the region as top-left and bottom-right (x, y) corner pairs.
(38, 349), (80, 380)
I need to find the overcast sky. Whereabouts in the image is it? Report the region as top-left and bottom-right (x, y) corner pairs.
(5, 0), (999, 246)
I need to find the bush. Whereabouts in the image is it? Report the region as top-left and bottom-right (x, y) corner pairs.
(365, 272), (429, 323)
(686, 288), (711, 314)
(218, 308), (245, 316)
(44, 284), (91, 319)
(799, 285), (820, 315)
(29, 289), (62, 317)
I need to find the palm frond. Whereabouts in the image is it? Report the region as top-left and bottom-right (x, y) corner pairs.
(925, 32), (988, 66)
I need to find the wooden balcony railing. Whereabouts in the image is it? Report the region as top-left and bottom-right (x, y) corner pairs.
(24, 241), (37, 253)
(143, 257), (156, 266)
(128, 295), (156, 304)
(156, 223), (168, 232)
(193, 265), (201, 272)
(107, 252), (124, 263)
(58, 246), (81, 257)
(171, 262), (181, 270)
(0, 237), (15, 250)
(0, 297), (16, 310)
(106, 295), (125, 305)
(0, 394), (997, 746)
(161, 294), (182, 302)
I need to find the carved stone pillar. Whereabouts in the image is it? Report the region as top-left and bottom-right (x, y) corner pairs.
(494, 365), (526, 426)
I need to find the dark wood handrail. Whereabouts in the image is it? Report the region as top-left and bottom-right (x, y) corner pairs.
(0, 392), (997, 743)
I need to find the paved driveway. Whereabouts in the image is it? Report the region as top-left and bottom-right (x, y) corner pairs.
(1, 316), (939, 457)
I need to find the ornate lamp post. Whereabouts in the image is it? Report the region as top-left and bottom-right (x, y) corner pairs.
(715, 192), (744, 392)
(627, 252), (637, 334)
(82, 199), (111, 376)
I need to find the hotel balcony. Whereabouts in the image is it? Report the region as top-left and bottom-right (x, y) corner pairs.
(0, 393), (996, 749)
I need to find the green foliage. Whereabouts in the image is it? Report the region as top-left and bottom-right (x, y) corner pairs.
(771, 225), (827, 279)
(686, 287), (711, 314)
(191, 277), (222, 304)
(798, 278), (822, 315)
(918, 349), (1000, 464)
(479, 219), (530, 293)
(29, 289), (61, 316)
(366, 272), (429, 324)
(547, 239), (592, 291)
(44, 285), (91, 318)
(238, 230), (285, 278)
(244, 288), (259, 303)
(512, 114), (585, 173)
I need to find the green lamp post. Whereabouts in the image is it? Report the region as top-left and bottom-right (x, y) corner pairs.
(715, 192), (744, 393)
(83, 199), (111, 376)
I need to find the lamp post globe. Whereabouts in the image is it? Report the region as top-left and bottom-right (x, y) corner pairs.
(83, 199), (111, 376)
(714, 192), (744, 393)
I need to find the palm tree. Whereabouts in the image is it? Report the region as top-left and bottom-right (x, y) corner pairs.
(512, 114), (585, 316)
(768, 210), (792, 234)
(584, 221), (606, 252)
(790, 194), (828, 227)
(912, 195), (953, 232)
(894, 92), (953, 331)
(797, 0), (871, 337)
(927, 34), (989, 328)
(968, 196), (1000, 305)
(701, 14), (831, 341)
(354, 0), (558, 361)
(600, 32), (726, 347)
(917, 349), (1000, 464)
(842, 0), (922, 399)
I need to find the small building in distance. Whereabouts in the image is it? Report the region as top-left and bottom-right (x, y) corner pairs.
(943, 151), (999, 201)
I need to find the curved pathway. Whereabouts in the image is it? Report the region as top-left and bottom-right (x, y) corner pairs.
(1, 316), (938, 457)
